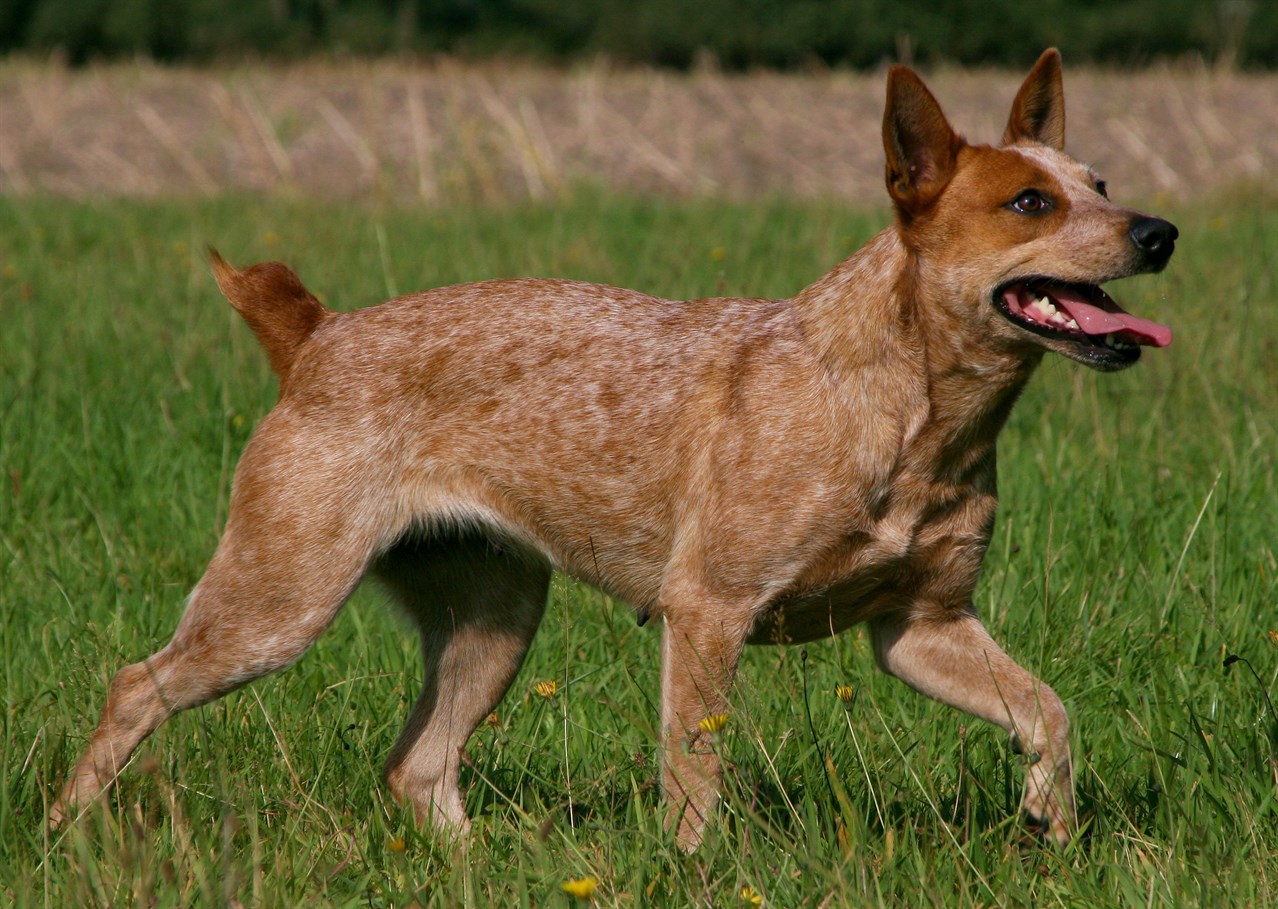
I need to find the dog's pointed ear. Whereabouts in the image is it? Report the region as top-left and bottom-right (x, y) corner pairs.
(1003, 49), (1065, 149)
(883, 66), (962, 216)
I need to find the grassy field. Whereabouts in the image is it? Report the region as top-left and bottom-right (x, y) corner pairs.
(1, 190), (1275, 907)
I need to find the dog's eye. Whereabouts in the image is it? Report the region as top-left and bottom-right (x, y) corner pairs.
(1095, 180), (1108, 198)
(1009, 190), (1050, 214)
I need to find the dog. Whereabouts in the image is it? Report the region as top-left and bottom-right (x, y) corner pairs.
(52, 49), (1176, 849)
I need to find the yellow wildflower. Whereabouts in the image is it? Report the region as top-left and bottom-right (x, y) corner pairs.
(835, 684), (855, 706)
(561, 876), (598, 900)
(740, 885), (763, 906)
(387, 836), (406, 853)
(533, 679), (558, 698)
(698, 713), (729, 734)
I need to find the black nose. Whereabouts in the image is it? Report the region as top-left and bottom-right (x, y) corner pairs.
(1129, 216), (1178, 267)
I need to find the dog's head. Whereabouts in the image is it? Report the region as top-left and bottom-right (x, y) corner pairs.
(883, 49), (1175, 372)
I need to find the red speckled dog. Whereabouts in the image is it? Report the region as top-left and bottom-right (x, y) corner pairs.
(54, 50), (1176, 849)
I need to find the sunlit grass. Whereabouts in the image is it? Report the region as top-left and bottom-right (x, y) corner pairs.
(1, 191), (1275, 907)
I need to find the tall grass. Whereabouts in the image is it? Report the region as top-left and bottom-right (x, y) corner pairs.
(1, 192), (1275, 907)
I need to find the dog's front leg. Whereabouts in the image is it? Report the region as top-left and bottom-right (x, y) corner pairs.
(658, 602), (750, 851)
(870, 609), (1076, 845)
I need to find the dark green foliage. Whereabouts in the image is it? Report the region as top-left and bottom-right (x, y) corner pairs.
(3, 0), (1278, 69)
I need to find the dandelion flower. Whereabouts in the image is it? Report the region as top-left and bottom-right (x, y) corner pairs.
(1268, 629), (1278, 646)
(740, 885), (763, 906)
(534, 679), (558, 699)
(835, 684), (855, 706)
(387, 836), (406, 853)
(561, 876), (598, 900)
(698, 713), (729, 735)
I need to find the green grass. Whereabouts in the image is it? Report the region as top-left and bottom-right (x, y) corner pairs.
(1, 191), (1275, 907)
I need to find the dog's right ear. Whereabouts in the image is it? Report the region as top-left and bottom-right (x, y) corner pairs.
(882, 66), (962, 218)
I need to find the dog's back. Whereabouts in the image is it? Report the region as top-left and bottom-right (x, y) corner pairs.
(220, 265), (913, 614)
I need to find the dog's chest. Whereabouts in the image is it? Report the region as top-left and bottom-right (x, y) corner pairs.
(748, 474), (995, 645)
(743, 516), (908, 645)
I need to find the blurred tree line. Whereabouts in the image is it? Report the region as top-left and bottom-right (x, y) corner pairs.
(0, 0), (1273, 68)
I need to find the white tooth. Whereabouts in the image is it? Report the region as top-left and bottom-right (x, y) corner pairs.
(1050, 312), (1068, 325)
(1066, 318), (1080, 330)
(1027, 298), (1057, 321)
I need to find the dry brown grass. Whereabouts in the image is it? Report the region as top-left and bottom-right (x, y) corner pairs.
(0, 57), (1272, 204)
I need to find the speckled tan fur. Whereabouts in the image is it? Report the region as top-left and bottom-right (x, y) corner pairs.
(53, 50), (1177, 850)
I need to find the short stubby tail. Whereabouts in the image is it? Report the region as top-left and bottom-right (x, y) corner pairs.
(208, 249), (331, 387)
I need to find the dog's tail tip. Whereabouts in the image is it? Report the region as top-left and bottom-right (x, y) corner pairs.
(207, 248), (331, 385)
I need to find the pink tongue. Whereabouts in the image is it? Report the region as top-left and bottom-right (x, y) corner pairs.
(1048, 286), (1172, 347)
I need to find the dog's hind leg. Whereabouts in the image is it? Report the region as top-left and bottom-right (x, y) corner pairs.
(871, 609), (1076, 845)
(374, 533), (551, 836)
(51, 414), (389, 827)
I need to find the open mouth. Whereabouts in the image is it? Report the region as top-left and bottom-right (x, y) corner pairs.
(994, 279), (1172, 368)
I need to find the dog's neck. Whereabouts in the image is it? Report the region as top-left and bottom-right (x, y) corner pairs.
(792, 229), (915, 382)
(793, 226), (1041, 473)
